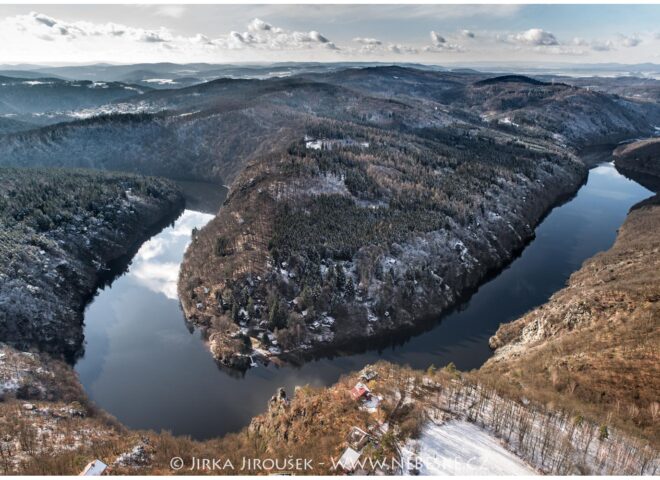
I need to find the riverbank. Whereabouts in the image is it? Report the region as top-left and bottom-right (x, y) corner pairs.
(614, 137), (660, 174)
(614, 137), (660, 191)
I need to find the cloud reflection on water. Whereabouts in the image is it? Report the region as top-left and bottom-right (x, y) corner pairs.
(129, 210), (213, 299)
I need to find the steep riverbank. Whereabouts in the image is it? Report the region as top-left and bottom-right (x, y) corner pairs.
(482, 167), (660, 447)
(0, 168), (184, 359)
(614, 137), (660, 174)
(614, 137), (660, 191)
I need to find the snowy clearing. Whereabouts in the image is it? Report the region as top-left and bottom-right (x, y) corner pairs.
(401, 421), (537, 476)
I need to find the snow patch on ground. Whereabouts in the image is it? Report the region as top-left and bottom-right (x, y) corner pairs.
(401, 421), (536, 476)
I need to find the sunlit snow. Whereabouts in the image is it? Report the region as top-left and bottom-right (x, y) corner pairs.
(401, 421), (537, 475)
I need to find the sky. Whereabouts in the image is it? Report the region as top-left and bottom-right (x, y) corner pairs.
(1, 4), (659, 65)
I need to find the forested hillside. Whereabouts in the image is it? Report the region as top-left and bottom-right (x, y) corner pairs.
(0, 168), (183, 358)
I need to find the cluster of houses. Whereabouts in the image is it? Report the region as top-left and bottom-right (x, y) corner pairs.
(338, 368), (390, 474)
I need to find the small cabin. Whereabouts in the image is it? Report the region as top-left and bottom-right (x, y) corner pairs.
(350, 382), (370, 401)
(79, 460), (108, 476)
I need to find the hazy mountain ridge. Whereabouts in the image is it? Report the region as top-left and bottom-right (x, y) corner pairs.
(1, 67), (658, 181)
(0, 75), (151, 126)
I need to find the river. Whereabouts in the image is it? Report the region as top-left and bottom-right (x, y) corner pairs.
(75, 162), (652, 440)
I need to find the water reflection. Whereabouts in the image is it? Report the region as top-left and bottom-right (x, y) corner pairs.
(128, 211), (213, 299)
(76, 163), (652, 440)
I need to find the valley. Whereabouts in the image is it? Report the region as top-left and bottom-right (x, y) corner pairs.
(0, 63), (658, 475)
(73, 159), (653, 442)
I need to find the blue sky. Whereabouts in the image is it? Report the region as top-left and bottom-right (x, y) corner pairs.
(1, 4), (659, 65)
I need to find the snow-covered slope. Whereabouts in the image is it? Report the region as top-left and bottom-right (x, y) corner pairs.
(401, 420), (537, 475)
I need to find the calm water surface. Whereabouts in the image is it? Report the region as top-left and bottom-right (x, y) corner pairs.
(75, 163), (652, 439)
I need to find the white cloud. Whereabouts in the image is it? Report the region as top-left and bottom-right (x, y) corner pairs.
(426, 31), (463, 52)
(248, 18), (277, 33)
(213, 18), (338, 51)
(571, 34), (641, 53)
(309, 31), (330, 43)
(0, 12), (340, 62)
(0, 7), (656, 64)
(591, 40), (615, 52)
(1, 11), (174, 44)
(388, 43), (418, 55)
(509, 28), (559, 46)
(619, 34), (641, 48)
(138, 31), (168, 43)
(191, 33), (212, 45)
(424, 44), (463, 53)
(353, 37), (381, 46)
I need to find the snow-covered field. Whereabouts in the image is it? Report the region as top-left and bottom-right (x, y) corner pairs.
(402, 421), (536, 476)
